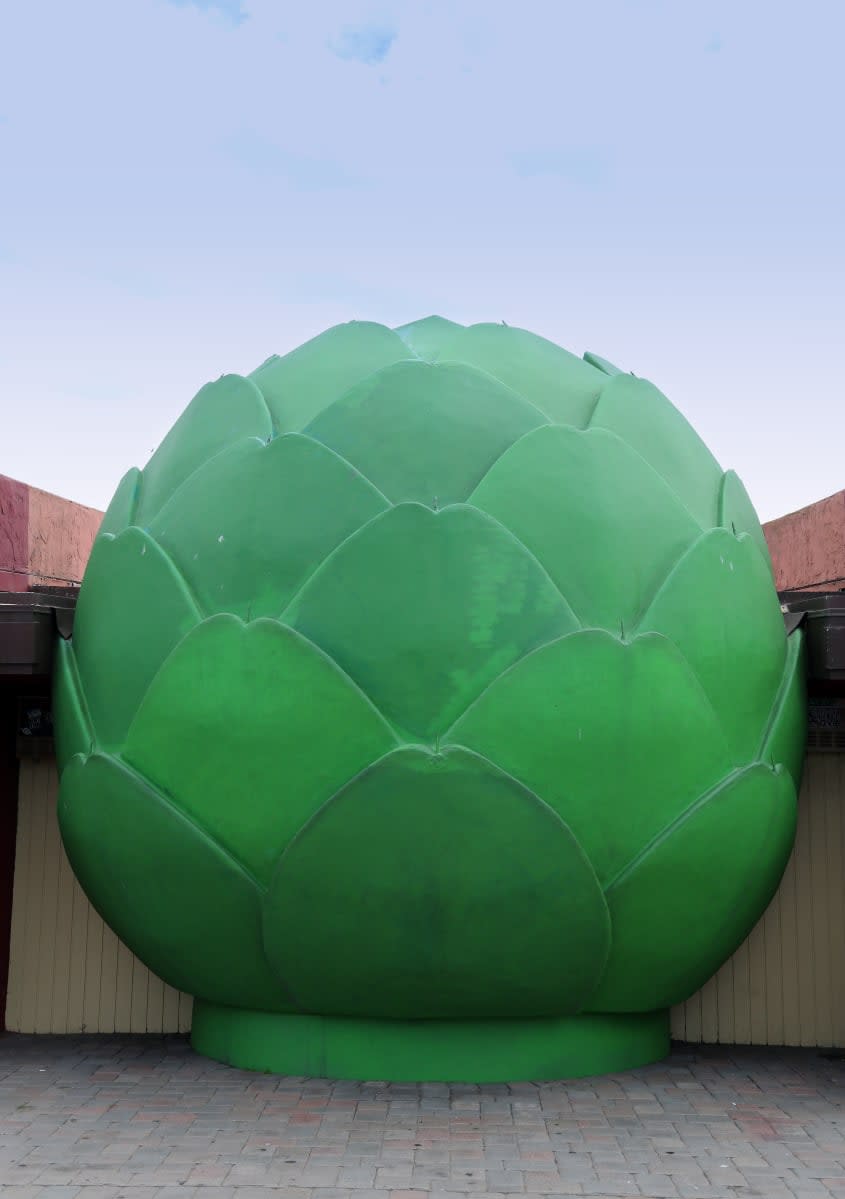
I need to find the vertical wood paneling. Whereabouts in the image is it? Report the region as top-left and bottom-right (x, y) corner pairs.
(114, 939), (135, 1032)
(51, 841), (77, 1033)
(746, 919), (767, 1045)
(828, 758), (845, 1048)
(65, 872), (89, 1032)
(763, 868), (785, 1045)
(5, 758), (191, 1034)
(98, 924), (119, 1034)
(672, 752), (845, 1046)
(4, 763), (30, 1031)
(34, 762), (60, 1033)
(795, 788), (817, 1045)
(178, 991), (194, 1034)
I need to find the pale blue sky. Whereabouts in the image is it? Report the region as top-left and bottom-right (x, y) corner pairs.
(1, 0), (843, 520)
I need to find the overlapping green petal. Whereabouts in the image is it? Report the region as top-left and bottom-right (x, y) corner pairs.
(123, 616), (396, 884)
(98, 467), (141, 537)
(583, 350), (625, 376)
(250, 321), (411, 432)
(59, 753), (289, 1011)
(431, 322), (605, 425)
(136, 375), (273, 525)
(149, 434), (388, 618)
(451, 630), (734, 885)
(637, 529), (787, 765)
(286, 502), (579, 740)
(305, 361), (547, 506)
(263, 745), (610, 1019)
(761, 630), (807, 787)
(73, 528), (200, 748)
(590, 374), (722, 527)
(394, 315), (464, 360)
(720, 469), (773, 573)
(591, 763), (797, 1010)
(470, 425), (700, 630)
(52, 639), (93, 773)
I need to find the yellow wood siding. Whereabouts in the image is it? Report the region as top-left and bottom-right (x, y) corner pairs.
(671, 752), (845, 1046)
(5, 758), (192, 1034)
(6, 753), (845, 1043)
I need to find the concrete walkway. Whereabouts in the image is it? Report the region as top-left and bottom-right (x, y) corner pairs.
(1, 1035), (844, 1198)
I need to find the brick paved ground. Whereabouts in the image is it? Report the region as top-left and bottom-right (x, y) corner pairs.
(1, 1036), (844, 1199)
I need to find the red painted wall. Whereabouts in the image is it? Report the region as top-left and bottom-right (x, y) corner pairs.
(0, 477), (29, 592)
(0, 475), (102, 590)
(763, 489), (845, 592)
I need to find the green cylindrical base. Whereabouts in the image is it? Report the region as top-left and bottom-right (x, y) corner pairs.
(191, 1002), (670, 1082)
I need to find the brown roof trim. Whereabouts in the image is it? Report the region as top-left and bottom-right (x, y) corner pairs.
(0, 589), (77, 677)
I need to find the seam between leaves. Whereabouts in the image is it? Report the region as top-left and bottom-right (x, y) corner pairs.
(470, 425), (707, 634)
(586, 379), (723, 529)
(278, 506), (396, 623)
(431, 359), (555, 425)
(264, 620), (402, 746)
(306, 372), (552, 509)
(103, 747), (304, 1013)
(447, 624), (738, 792)
(603, 764), (755, 896)
(465, 423), (554, 502)
(118, 614), (400, 812)
(143, 534), (207, 622)
(756, 629), (803, 765)
(250, 377), (279, 438)
(283, 611), (574, 753)
(58, 639), (96, 760)
(109, 751), (266, 892)
(138, 435), (270, 532)
(270, 746), (412, 865)
(145, 436), (392, 624)
(138, 378), (274, 525)
(630, 528), (713, 632)
(287, 433), (394, 509)
(274, 346), (422, 435)
(463, 506), (583, 628)
(442, 627), (591, 739)
(630, 525), (761, 635)
(280, 504), (582, 742)
(583, 385), (605, 429)
(121, 469), (142, 532)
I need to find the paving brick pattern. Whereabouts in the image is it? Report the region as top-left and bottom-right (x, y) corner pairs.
(1, 1035), (844, 1199)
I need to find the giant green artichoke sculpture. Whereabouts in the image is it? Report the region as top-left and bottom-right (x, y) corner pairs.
(54, 317), (805, 1081)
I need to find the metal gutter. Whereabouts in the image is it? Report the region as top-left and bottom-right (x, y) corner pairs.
(0, 589), (77, 678)
(780, 589), (845, 683)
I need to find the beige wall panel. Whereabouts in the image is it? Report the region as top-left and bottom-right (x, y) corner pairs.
(672, 752), (845, 1046)
(5, 759), (192, 1034)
